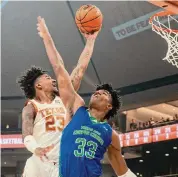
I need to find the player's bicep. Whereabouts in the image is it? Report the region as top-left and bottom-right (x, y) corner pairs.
(60, 86), (76, 110)
(110, 130), (121, 152)
(56, 73), (76, 108)
(22, 104), (35, 140)
(70, 66), (83, 92)
(107, 131), (121, 171)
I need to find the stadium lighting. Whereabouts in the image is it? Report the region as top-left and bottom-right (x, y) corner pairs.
(6, 124), (9, 129)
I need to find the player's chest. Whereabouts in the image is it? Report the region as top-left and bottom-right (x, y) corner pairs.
(35, 105), (66, 132)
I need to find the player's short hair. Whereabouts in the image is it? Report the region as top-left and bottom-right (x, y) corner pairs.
(17, 66), (46, 99)
(96, 83), (122, 120)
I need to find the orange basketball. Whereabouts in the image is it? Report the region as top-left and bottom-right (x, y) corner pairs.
(75, 4), (103, 34)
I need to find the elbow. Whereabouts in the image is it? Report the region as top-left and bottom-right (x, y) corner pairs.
(110, 144), (121, 153)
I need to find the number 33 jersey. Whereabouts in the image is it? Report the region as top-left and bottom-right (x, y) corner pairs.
(60, 106), (112, 177)
(27, 96), (66, 162)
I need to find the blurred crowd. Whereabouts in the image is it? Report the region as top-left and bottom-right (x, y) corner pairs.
(129, 114), (178, 131)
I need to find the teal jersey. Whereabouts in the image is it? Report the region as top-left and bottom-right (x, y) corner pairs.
(59, 106), (112, 177)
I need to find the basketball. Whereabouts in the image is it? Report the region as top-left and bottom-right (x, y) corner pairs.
(75, 4), (103, 34)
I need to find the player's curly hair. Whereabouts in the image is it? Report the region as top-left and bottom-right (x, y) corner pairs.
(17, 66), (46, 99)
(96, 83), (122, 120)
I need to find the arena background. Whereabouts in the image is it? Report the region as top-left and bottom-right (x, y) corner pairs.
(1, 1), (178, 177)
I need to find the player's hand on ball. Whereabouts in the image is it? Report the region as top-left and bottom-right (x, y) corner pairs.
(37, 16), (50, 39)
(82, 27), (101, 41)
(83, 31), (99, 40)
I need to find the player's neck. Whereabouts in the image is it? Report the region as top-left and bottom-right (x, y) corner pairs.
(88, 108), (105, 121)
(35, 91), (55, 104)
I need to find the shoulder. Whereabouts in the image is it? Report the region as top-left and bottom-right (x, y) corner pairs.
(103, 122), (112, 131)
(22, 102), (36, 119)
(73, 106), (87, 115)
(25, 99), (38, 111)
(100, 122), (112, 134)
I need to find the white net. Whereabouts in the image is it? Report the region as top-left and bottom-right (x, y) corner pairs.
(150, 13), (178, 68)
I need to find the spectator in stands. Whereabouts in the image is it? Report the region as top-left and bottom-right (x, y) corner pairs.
(166, 117), (170, 122)
(174, 114), (178, 121)
(130, 119), (137, 131)
(159, 117), (165, 123)
(142, 122), (146, 129)
(145, 121), (150, 128)
(138, 122), (143, 130)
(149, 117), (155, 126)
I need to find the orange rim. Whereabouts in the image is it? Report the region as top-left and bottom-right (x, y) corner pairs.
(149, 10), (178, 33)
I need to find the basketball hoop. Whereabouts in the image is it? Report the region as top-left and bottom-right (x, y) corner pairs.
(149, 11), (178, 68)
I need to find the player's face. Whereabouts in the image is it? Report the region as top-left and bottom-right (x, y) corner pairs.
(36, 74), (58, 93)
(89, 89), (112, 113)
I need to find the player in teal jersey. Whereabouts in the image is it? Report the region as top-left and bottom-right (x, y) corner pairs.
(37, 16), (136, 177)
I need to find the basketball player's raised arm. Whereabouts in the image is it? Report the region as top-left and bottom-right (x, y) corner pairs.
(37, 16), (99, 93)
(70, 32), (99, 91)
(37, 17), (74, 104)
(37, 16), (84, 112)
(37, 16), (64, 71)
(107, 130), (136, 177)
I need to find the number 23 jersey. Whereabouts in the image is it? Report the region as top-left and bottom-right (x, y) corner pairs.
(60, 106), (112, 177)
(27, 96), (66, 162)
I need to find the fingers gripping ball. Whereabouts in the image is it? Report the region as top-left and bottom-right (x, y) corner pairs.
(75, 4), (103, 34)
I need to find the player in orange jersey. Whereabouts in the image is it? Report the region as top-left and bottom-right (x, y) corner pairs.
(18, 17), (100, 177)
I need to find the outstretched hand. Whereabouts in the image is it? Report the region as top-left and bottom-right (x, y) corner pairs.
(37, 16), (50, 39)
(81, 26), (102, 41)
(83, 31), (99, 40)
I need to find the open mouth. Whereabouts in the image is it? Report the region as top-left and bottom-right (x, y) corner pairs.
(52, 83), (57, 88)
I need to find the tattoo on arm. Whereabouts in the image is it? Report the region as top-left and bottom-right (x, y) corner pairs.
(70, 45), (92, 91)
(71, 67), (82, 90)
(78, 48), (90, 64)
(22, 104), (35, 139)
